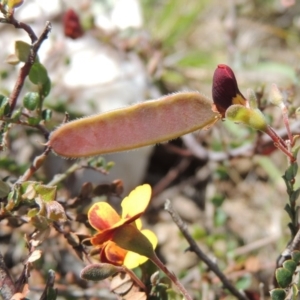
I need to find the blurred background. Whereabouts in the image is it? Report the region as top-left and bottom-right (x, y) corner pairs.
(1, 0), (300, 299)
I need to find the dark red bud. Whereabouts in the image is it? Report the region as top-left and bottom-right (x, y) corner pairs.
(212, 64), (246, 117)
(63, 9), (84, 40)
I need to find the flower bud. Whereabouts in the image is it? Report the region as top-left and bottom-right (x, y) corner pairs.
(269, 83), (284, 108)
(212, 64), (246, 117)
(80, 263), (119, 281)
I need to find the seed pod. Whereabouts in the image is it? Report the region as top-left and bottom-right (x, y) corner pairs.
(48, 92), (219, 158)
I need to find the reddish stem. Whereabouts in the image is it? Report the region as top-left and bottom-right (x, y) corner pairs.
(281, 105), (294, 146)
(265, 126), (295, 162)
(150, 253), (193, 300)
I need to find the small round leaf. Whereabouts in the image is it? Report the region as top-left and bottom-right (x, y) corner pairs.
(23, 92), (40, 111)
(270, 288), (286, 300)
(29, 63), (49, 85)
(276, 267), (293, 288)
(283, 260), (297, 273)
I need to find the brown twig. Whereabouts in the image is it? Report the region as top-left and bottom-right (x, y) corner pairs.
(16, 146), (51, 183)
(0, 251), (16, 300)
(150, 253), (193, 300)
(0, 113), (50, 139)
(152, 157), (191, 197)
(164, 200), (249, 300)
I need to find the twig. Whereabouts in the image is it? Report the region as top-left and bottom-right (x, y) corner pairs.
(277, 227), (300, 267)
(16, 146), (51, 183)
(151, 253), (193, 300)
(182, 120), (300, 162)
(39, 269), (57, 300)
(46, 162), (82, 186)
(152, 157), (191, 197)
(0, 114), (50, 139)
(164, 200), (249, 300)
(0, 251), (16, 300)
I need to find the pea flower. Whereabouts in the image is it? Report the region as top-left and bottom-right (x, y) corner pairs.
(88, 184), (157, 269)
(212, 64), (247, 117)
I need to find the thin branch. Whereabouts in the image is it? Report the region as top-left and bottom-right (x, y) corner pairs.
(182, 120), (300, 162)
(152, 157), (191, 197)
(0, 251), (16, 300)
(8, 21), (52, 115)
(0, 114), (50, 139)
(16, 146), (51, 183)
(277, 227), (300, 267)
(164, 199), (249, 300)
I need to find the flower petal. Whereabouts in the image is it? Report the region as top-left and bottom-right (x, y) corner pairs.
(88, 202), (121, 231)
(121, 184), (151, 220)
(101, 241), (127, 266)
(123, 229), (157, 269)
(212, 64), (246, 117)
(90, 230), (115, 245)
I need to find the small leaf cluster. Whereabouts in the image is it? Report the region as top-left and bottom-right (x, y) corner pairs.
(283, 163), (300, 237)
(271, 251), (300, 300)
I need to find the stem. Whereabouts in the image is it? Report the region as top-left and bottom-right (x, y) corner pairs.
(47, 162), (82, 186)
(150, 253), (193, 300)
(123, 266), (147, 291)
(164, 200), (249, 300)
(0, 251), (16, 300)
(8, 21), (52, 115)
(265, 126), (295, 163)
(280, 103), (293, 146)
(16, 146), (51, 183)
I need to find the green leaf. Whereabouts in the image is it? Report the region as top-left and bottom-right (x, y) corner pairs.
(270, 288), (286, 300)
(0, 180), (10, 198)
(285, 163), (298, 182)
(284, 204), (293, 220)
(292, 250), (300, 263)
(23, 92), (40, 111)
(292, 284), (298, 300)
(27, 208), (39, 218)
(276, 267), (293, 288)
(0, 95), (10, 117)
(11, 107), (22, 121)
(283, 260), (297, 273)
(41, 78), (51, 97)
(42, 109), (52, 121)
(15, 40), (31, 63)
(236, 275), (251, 290)
(34, 184), (56, 202)
(291, 188), (300, 203)
(29, 63), (49, 85)
(28, 117), (41, 126)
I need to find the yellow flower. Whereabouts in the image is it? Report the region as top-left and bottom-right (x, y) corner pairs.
(88, 184), (157, 269)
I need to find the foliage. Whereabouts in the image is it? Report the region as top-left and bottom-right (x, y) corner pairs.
(1, 1), (300, 300)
